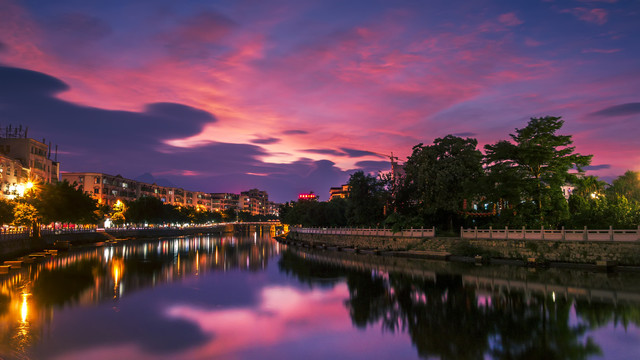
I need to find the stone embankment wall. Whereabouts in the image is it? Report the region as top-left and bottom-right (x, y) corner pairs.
(286, 231), (425, 251)
(286, 232), (640, 266)
(465, 239), (640, 266)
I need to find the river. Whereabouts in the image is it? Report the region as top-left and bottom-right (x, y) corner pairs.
(1, 232), (639, 359)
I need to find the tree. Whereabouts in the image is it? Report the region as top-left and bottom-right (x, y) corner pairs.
(124, 196), (166, 225)
(13, 202), (39, 227)
(608, 170), (640, 203)
(35, 181), (99, 224)
(0, 199), (15, 225)
(111, 211), (126, 226)
(484, 116), (592, 227)
(396, 135), (483, 231)
(345, 171), (389, 227)
(572, 175), (607, 198)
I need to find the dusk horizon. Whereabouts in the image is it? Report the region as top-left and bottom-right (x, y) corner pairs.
(1, 0), (639, 203)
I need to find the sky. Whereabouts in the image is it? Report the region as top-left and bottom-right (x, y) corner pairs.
(0, 0), (639, 203)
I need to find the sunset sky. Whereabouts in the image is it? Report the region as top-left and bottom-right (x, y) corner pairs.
(1, 0), (639, 202)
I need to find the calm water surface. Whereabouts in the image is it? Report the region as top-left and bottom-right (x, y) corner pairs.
(1, 233), (640, 359)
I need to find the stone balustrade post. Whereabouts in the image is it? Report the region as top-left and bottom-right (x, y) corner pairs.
(489, 226), (492, 239)
(541, 226), (544, 240)
(584, 226), (588, 241)
(610, 226), (614, 241)
(505, 226), (509, 240)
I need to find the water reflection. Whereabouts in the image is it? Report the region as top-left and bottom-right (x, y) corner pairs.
(0, 234), (639, 359)
(280, 247), (640, 359)
(0, 234), (282, 358)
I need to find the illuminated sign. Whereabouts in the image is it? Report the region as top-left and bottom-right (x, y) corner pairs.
(298, 193), (317, 200)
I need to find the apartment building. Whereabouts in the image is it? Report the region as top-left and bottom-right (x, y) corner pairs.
(211, 193), (240, 212)
(329, 184), (350, 201)
(61, 172), (213, 211)
(0, 128), (60, 199)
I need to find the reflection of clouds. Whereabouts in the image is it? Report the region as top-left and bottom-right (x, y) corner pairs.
(163, 284), (351, 359)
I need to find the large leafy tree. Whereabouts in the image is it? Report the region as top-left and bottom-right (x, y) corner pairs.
(395, 135), (483, 230)
(0, 199), (15, 225)
(345, 171), (389, 226)
(484, 116), (592, 226)
(607, 170), (640, 203)
(125, 196), (166, 224)
(35, 181), (99, 224)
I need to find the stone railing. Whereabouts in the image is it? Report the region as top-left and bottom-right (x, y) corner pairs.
(290, 227), (436, 238)
(0, 228), (30, 240)
(461, 226), (640, 242)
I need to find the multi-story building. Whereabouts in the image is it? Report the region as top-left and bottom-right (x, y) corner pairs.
(0, 154), (31, 199)
(266, 201), (279, 217)
(329, 184), (350, 201)
(0, 136), (59, 184)
(61, 172), (213, 211)
(241, 189), (268, 216)
(0, 127), (60, 199)
(211, 193), (239, 212)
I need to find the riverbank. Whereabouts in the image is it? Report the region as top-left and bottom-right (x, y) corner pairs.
(280, 231), (640, 270)
(0, 226), (232, 261)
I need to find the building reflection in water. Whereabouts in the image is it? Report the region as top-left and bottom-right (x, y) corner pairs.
(0, 232), (282, 357)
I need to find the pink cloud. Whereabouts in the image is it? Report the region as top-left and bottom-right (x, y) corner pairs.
(498, 13), (524, 26)
(582, 48), (621, 54)
(524, 38), (543, 47)
(562, 7), (608, 25)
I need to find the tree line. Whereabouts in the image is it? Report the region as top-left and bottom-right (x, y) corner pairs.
(0, 181), (276, 232)
(280, 116), (640, 232)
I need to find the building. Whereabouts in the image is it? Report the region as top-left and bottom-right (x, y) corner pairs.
(61, 172), (212, 211)
(0, 136), (59, 185)
(241, 189), (269, 216)
(0, 154), (31, 199)
(298, 193), (317, 201)
(329, 184), (350, 201)
(0, 126), (60, 199)
(212, 193), (240, 212)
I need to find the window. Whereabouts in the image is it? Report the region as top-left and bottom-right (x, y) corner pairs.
(94, 188), (100, 194)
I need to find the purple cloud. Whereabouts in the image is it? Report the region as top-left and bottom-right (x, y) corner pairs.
(582, 48), (621, 54)
(250, 137), (281, 145)
(303, 149), (346, 156)
(498, 13), (523, 27)
(562, 8), (608, 25)
(584, 164), (611, 170)
(340, 148), (385, 158)
(282, 129), (308, 135)
(589, 103), (640, 117)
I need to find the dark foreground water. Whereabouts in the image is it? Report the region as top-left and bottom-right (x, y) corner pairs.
(1, 233), (640, 360)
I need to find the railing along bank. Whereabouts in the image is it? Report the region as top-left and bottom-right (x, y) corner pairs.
(461, 226), (640, 242)
(0, 222), (280, 242)
(290, 227), (436, 238)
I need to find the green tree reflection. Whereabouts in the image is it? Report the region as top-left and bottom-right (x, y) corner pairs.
(279, 250), (613, 359)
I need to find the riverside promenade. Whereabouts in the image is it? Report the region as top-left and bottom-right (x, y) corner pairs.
(0, 222), (281, 260)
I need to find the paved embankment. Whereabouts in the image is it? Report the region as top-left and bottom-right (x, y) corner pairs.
(284, 231), (640, 268)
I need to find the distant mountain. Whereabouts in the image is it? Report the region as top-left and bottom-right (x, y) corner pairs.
(134, 173), (177, 188)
